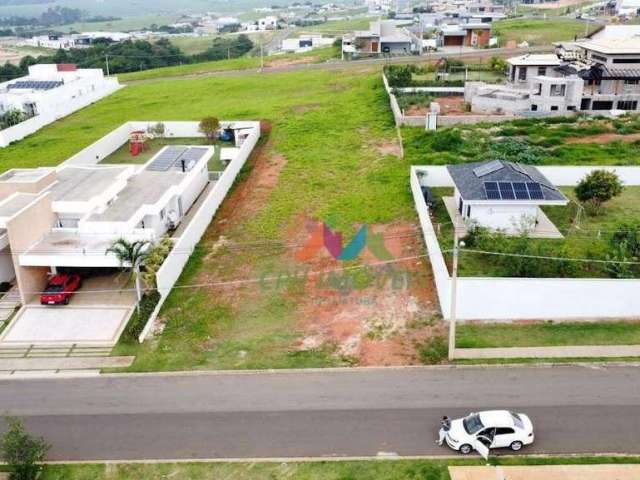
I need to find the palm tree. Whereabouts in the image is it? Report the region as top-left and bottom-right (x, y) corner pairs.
(106, 238), (151, 306)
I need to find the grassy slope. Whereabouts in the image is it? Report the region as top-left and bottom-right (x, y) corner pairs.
(116, 46), (340, 81)
(33, 457), (640, 479)
(493, 18), (598, 45)
(458, 321), (640, 348)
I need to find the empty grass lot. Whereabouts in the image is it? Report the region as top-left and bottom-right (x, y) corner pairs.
(21, 457), (640, 479)
(492, 18), (599, 46)
(457, 321), (640, 348)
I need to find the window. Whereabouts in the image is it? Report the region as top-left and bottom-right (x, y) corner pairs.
(592, 100), (614, 110)
(531, 104), (538, 111)
(510, 412), (524, 429)
(495, 427), (515, 435)
(587, 79), (601, 86)
(551, 105), (559, 111)
(624, 79), (639, 85)
(592, 54), (607, 63)
(463, 414), (484, 434)
(580, 98), (591, 110)
(533, 83), (542, 95)
(613, 58), (640, 64)
(567, 106), (576, 111)
(550, 84), (566, 96)
(518, 67), (527, 81)
(617, 100), (638, 110)
(466, 205), (471, 217)
(537, 66), (546, 76)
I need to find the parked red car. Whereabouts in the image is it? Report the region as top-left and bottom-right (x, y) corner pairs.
(40, 274), (81, 305)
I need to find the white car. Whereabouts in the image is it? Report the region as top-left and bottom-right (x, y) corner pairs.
(444, 410), (534, 454)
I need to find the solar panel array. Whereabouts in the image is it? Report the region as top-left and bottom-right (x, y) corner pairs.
(473, 160), (504, 177)
(146, 146), (210, 172)
(146, 146), (188, 172)
(8, 80), (63, 90)
(484, 181), (545, 201)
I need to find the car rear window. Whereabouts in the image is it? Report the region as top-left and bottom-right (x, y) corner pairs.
(44, 284), (64, 293)
(510, 412), (524, 429)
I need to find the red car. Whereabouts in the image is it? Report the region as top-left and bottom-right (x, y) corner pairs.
(40, 274), (81, 305)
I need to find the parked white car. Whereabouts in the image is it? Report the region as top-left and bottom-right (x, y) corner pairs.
(444, 410), (534, 454)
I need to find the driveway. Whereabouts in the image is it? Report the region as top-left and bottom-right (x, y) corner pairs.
(0, 305), (133, 347)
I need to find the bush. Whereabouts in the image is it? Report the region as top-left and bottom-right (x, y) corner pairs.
(431, 129), (463, 152)
(121, 290), (162, 343)
(487, 138), (545, 164)
(417, 335), (448, 364)
(611, 221), (640, 258)
(1, 417), (49, 480)
(575, 170), (624, 215)
(142, 237), (174, 288)
(384, 65), (415, 87)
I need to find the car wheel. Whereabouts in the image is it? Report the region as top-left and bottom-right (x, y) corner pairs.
(510, 441), (523, 451)
(459, 444), (472, 454)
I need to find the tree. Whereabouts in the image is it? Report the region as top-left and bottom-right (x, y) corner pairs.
(199, 116), (220, 143)
(106, 238), (151, 306)
(575, 170), (623, 215)
(1, 417), (50, 480)
(489, 55), (507, 72)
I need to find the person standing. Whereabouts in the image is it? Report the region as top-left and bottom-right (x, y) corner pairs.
(436, 416), (451, 446)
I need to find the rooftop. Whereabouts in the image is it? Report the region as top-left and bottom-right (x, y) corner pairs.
(50, 166), (129, 203)
(578, 37), (640, 55)
(0, 193), (39, 219)
(0, 168), (52, 184)
(447, 160), (567, 203)
(507, 54), (561, 67)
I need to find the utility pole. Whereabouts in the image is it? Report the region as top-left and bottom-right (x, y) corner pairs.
(260, 40), (264, 71)
(105, 54), (110, 77)
(448, 233), (464, 361)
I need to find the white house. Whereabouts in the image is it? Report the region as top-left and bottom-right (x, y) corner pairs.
(0, 64), (121, 147)
(445, 160), (568, 235)
(465, 39), (640, 115)
(258, 16), (279, 30)
(281, 35), (334, 53)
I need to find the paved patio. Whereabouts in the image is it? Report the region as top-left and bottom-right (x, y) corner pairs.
(443, 196), (563, 239)
(449, 464), (640, 480)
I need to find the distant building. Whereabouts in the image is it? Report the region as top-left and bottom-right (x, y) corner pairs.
(258, 16), (279, 30)
(0, 64), (121, 147)
(20, 31), (132, 50)
(437, 23), (492, 48)
(342, 20), (422, 58)
(281, 35), (335, 53)
(465, 38), (640, 115)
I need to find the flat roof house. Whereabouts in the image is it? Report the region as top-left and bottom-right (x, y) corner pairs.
(0, 144), (214, 305)
(445, 160), (568, 237)
(342, 20), (421, 58)
(437, 23), (492, 48)
(0, 64), (121, 147)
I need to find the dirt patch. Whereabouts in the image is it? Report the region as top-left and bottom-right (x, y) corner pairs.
(291, 103), (322, 114)
(565, 132), (640, 144)
(291, 219), (440, 366)
(405, 96), (471, 116)
(374, 139), (402, 157)
(267, 56), (319, 68)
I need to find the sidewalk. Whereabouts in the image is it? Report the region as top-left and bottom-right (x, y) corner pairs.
(452, 345), (640, 359)
(449, 464), (640, 480)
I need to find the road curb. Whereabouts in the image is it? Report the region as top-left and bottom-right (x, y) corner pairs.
(16, 452), (640, 466)
(2, 360), (639, 381)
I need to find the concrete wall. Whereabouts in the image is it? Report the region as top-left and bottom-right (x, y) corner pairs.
(6, 193), (56, 303)
(138, 122), (261, 342)
(0, 115), (47, 148)
(412, 165), (640, 320)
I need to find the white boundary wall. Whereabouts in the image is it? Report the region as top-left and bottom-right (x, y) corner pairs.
(0, 115), (47, 148)
(138, 121), (261, 341)
(411, 165), (640, 321)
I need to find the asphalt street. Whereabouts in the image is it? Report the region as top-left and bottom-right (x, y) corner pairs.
(1, 365), (639, 461)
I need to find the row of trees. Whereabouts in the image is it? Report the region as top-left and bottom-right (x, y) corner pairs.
(0, 35), (254, 80)
(0, 6), (84, 28)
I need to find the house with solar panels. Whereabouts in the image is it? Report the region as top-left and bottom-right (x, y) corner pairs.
(445, 160), (568, 237)
(0, 64), (121, 148)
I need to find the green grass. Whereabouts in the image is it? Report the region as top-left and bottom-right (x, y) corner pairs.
(24, 457), (640, 479)
(297, 16), (374, 34)
(25, 67), (411, 372)
(165, 35), (219, 55)
(117, 46), (340, 82)
(457, 321), (640, 348)
(429, 185), (640, 278)
(59, 14), (178, 33)
(100, 137), (211, 164)
(493, 18), (599, 46)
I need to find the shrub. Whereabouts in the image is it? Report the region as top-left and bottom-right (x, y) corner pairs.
(417, 335), (448, 364)
(121, 290), (162, 343)
(199, 116), (220, 143)
(142, 237), (174, 288)
(384, 65), (415, 87)
(488, 138), (545, 164)
(489, 55), (507, 72)
(575, 170), (624, 215)
(1, 417), (50, 480)
(610, 221), (640, 258)
(431, 128), (463, 152)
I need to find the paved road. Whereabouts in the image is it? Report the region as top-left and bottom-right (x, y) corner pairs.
(125, 46), (552, 84)
(1, 365), (639, 461)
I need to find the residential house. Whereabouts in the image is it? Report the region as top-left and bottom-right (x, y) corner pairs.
(445, 160), (568, 236)
(0, 64), (121, 147)
(437, 23), (492, 47)
(281, 35), (335, 53)
(465, 38), (640, 115)
(258, 16), (279, 30)
(342, 20), (421, 58)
